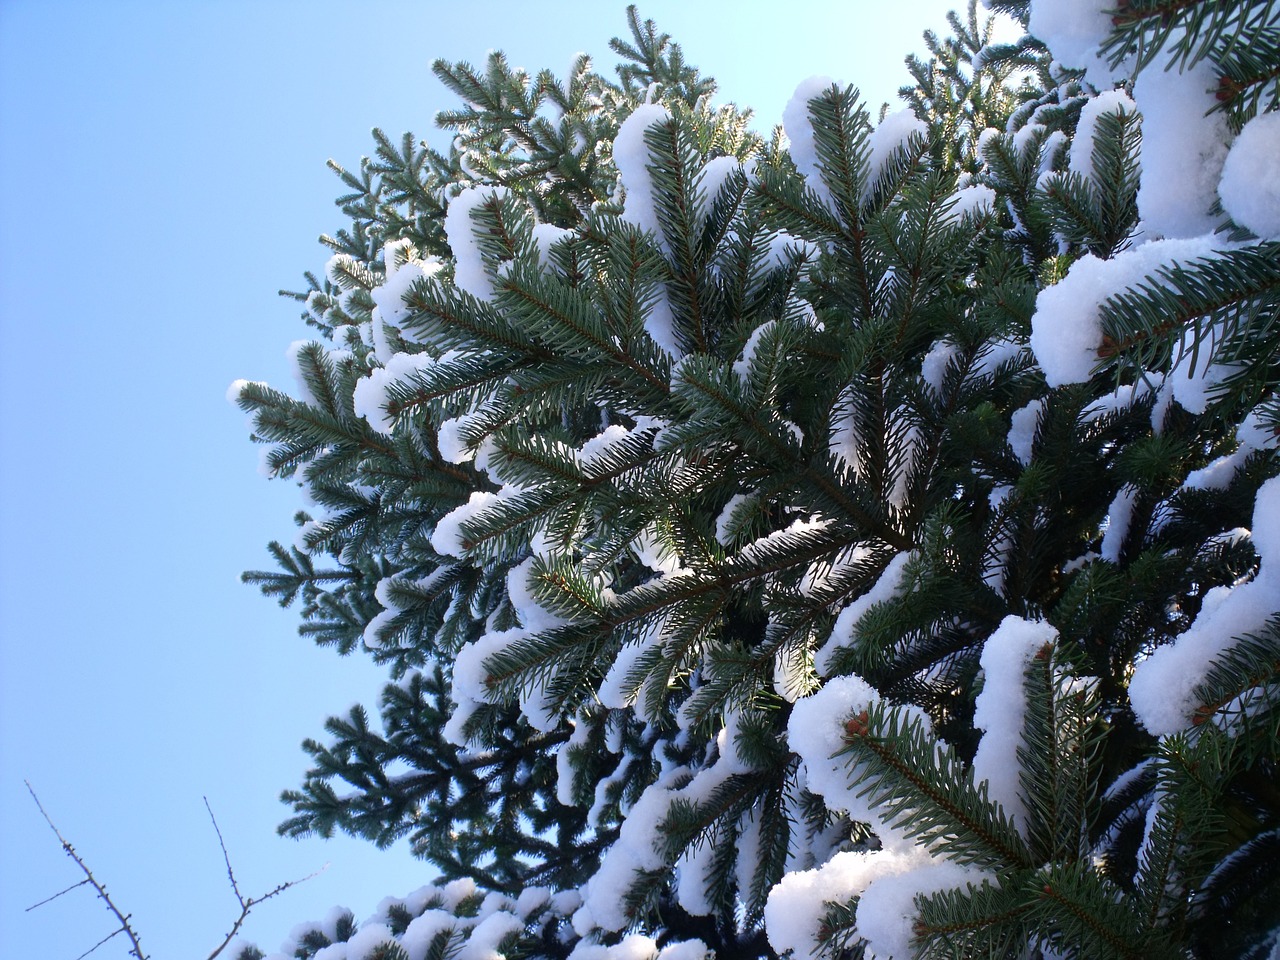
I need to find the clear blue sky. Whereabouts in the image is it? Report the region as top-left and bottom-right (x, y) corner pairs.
(0, 0), (967, 955)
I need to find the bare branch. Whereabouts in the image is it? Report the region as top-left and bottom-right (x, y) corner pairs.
(203, 796), (246, 909)
(203, 796), (328, 960)
(26, 780), (148, 960)
(27, 877), (92, 912)
(73, 926), (126, 960)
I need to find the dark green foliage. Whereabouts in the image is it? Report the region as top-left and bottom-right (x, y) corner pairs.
(237, 4), (1280, 959)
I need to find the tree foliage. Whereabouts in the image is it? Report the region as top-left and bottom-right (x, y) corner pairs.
(234, 3), (1280, 958)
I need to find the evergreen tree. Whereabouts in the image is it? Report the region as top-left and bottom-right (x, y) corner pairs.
(233, 3), (1280, 958)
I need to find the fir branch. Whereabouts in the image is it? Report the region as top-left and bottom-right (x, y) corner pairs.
(839, 705), (1033, 868)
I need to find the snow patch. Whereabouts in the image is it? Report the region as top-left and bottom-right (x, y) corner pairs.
(864, 109), (927, 198)
(1128, 476), (1280, 734)
(445, 186), (512, 300)
(1070, 89), (1137, 182)
(783, 76), (840, 208)
(1219, 109), (1280, 239)
(1134, 60), (1230, 239)
(815, 552), (912, 677)
(1030, 237), (1219, 387)
(972, 617), (1059, 833)
(858, 861), (991, 960)
(615, 104), (674, 249)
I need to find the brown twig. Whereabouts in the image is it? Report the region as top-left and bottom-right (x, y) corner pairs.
(203, 796), (328, 960)
(28, 782), (324, 960)
(73, 927), (127, 960)
(26, 877), (92, 912)
(25, 780), (148, 960)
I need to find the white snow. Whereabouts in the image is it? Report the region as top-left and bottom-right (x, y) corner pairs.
(530, 222), (571, 268)
(1187, 409), (1280, 491)
(363, 574), (411, 650)
(447, 628), (519, 744)
(508, 557), (569, 632)
(857, 860), (990, 960)
(656, 940), (709, 960)
(577, 423), (632, 468)
(1069, 90), (1137, 182)
(864, 110), (927, 199)
(830, 387), (864, 476)
(714, 493), (754, 547)
(578, 715), (761, 933)
(763, 230), (818, 270)
(1040, 130), (1069, 178)
(734, 810), (764, 904)
(352, 350), (440, 435)
(615, 104), (674, 249)
(598, 623), (662, 711)
(324, 253), (360, 289)
(457, 911), (524, 960)
(445, 186), (512, 300)
(432, 489), (499, 558)
(697, 155), (741, 223)
(1184, 448), (1251, 491)
(1007, 398), (1044, 465)
(556, 716), (593, 806)
(733, 320), (776, 380)
(438, 414), (479, 463)
(372, 252), (441, 329)
(676, 838), (716, 916)
(783, 76), (839, 208)
(1169, 320), (1240, 415)
(737, 516), (832, 568)
(588, 753), (635, 827)
(285, 340), (319, 404)
(644, 286), (679, 357)
(975, 338), (1026, 379)
(1029, 237), (1219, 387)
(1027, 0), (1115, 81)
(1128, 476), (1280, 734)
(939, 184), (996, 226)
(815, 552), (912, 677)
(773, 640), (816, 703)
(920, 340), (957, 392)
(1134, 59), (1231, 239)
(983, 484), (1015, 596)
(972, 617), (1059, 833)
(633, 523), (684, 575)
(1100, 485), (1140, 562)
(225, 378), (264, 405)
(889, 423), (921, 509)
(763, 847), (928, 958)
(789, 673), (924, 848)
(343, 923), (397, 960)
(1084, 376), (1162, 423)
(1219, 109), (1280, 239)
(576, 775), (678, 931)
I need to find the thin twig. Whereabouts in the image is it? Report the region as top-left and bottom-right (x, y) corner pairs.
(203, 796), (328, 960)
(73, 926), (125, 960)
(26, 781), (148, 960)
(27, 877), (92, 911)
(203, 796), (245, 908)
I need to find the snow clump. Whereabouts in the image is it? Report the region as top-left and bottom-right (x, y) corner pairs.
(1133, 60), (1230, 239)
(1128, 476), (1280, 735)
(783, 76), (839, 208)
(1029, 237), (1219, 387)
(1218, 109), (1280, 239)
